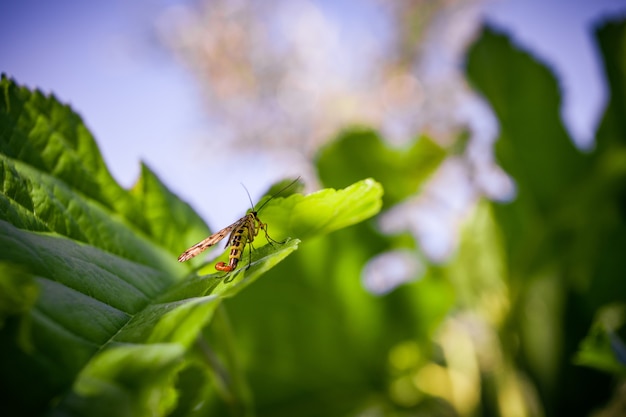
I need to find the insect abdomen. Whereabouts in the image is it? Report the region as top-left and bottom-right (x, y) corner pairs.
(215, 225), (250, 272)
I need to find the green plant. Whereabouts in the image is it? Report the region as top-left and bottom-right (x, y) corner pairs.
(0, 75), (382, 416)
(2, 15), (626, 417)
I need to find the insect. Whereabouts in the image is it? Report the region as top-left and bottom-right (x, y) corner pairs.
(177, 178), (300, 276)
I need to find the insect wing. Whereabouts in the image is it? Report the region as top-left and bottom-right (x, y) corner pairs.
(177, 177), (300, 265)
(177, 218), (244, 262)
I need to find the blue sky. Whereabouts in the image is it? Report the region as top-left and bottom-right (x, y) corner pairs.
(1, 0), (625, 228)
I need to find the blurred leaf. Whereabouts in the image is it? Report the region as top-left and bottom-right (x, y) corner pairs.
(316, 129), (446, 208)
(594, 19), (626, 151)
(56, 344), (185, 417)
(0, 262), (39, 325)
(223, 227), (455, 416)
(260, 176), (305, 199)
(575, 304), (626, 375)
(466, 29), (590, 209)
(444, 201), (508, 318)
(168, 360), (216, 417)
(466, 27), (594, 278)
(0, 261), (39, 354)
(465, 19), (626, 416)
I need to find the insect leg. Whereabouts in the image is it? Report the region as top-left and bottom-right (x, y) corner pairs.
(261, 222), (286, 246)
(223, 270), (238, 283)
(245, 240), (254, 270)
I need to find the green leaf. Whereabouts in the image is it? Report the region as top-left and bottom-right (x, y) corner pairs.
(0, 75), (208, 260)
(316, 129), (446, 208)
(0, 261), (39, 354)
(0, 76), (378, 415)
(130, 162), (211, 258)
(594, 19), (626, 151)
(466, 29), (590, 210)
(465, 27), (595, 279)
(0, 74), (146, 234)
(0, 262), (39, 324)
(206, 107), (441, 417)
(56, 344), (185, 417)
(574, 304), (626, 375)
(463, 19), (626, 415)
(259, 178), (383, 240)
(161, 239), (300, 302)
(222, 225), (454, 415)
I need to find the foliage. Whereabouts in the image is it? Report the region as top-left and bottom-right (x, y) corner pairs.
(1, 15), (626, 417)
(464, 18), (626, 415)
(223, 16), (626, 417)
(0, 75), (382, 416)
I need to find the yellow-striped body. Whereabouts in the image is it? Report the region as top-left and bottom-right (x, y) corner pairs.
(215, 213), (260, 272)
(178, 211), (270, 273)
(177, 177), (300, 277)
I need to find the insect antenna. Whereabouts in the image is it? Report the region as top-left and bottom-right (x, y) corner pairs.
(254, 176), (301, 214)
(240, 183), (256, 213)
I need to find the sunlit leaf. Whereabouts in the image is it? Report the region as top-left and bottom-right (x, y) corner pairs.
(260, 178), (383, 240)
(0, 76), (379, 416)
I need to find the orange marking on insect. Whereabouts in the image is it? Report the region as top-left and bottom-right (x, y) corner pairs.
(177, 177), (300, 276)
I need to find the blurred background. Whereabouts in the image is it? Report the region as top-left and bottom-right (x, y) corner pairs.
(0, 0), (621, 228)
(3, 0), (626, 416)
